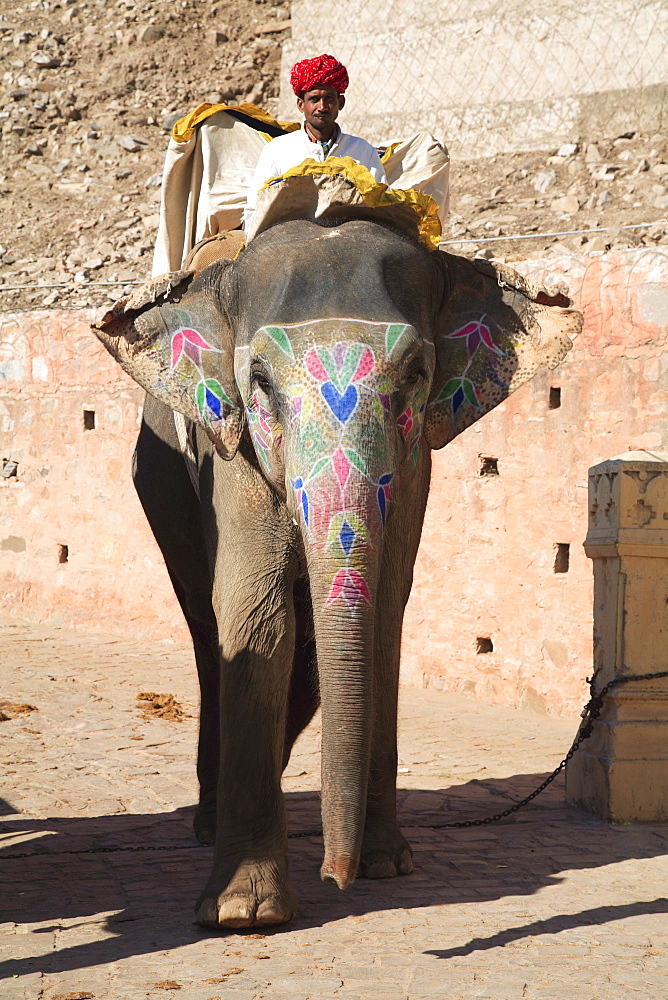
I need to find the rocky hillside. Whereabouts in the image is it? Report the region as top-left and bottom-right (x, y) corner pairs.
(1, 0), (667, 312)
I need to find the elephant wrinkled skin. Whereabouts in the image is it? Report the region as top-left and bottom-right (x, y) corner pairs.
(94, 213), (580, 929)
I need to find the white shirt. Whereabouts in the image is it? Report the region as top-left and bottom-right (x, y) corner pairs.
(243, 123), (386, 230)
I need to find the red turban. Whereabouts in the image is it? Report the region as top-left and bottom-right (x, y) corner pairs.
(290, 54), (349, 96)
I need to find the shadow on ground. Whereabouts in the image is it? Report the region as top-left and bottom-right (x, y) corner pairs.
(1, 775), (667, 979)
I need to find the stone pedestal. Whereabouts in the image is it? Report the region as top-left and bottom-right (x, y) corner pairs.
(566, 451), (668, 821)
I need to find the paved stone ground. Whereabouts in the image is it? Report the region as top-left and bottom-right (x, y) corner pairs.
(1, 618), (667, 1000)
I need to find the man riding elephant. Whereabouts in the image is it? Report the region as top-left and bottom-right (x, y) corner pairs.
(243, 54), (386, 231)
(152, 55), (449, 275)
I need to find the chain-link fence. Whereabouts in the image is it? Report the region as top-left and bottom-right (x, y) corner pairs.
(281, 0), (668, 155)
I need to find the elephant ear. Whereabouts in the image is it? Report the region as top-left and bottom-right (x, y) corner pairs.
(424, 253), (582, 449)
(92, 262), (244, 459)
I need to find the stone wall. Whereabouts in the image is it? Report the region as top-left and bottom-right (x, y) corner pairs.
(279, 0), (668, 156)
(0, 247), (666, 713)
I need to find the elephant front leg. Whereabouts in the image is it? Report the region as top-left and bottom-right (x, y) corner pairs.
(358, 480), (428, 880)
(195, 545), (298, 929)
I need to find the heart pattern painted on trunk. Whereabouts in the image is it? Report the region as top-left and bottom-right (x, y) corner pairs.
(320, 382), (358, 423)
(305, 342), (374, 424)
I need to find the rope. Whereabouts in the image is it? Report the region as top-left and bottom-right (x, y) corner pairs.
(0, 280), (144, 291)
(1, 220), (666, 296)
(440, 219), (667, 247)
(2, 669), (667, 859)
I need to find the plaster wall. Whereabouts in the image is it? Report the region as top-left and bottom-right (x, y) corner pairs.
(279, 0), (668, 156)
(0, 247), (666, 713)
(402, 248), (668, 715)
(0, 310), (188, 641)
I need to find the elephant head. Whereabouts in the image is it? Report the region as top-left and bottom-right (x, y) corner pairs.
(94, 211), (580, 889)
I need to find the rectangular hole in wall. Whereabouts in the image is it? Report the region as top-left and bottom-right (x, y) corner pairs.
(476, 636), (493, 654)
(549, 387), (561, 409)
(479, 457), (499, 477)
(554, 543), (570, 573)
(83, 409), (96, 431)
(58, 544), (69, 564)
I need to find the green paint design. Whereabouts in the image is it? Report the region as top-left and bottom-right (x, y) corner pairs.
(433, 377), (481, 408)
(195, 378), (233, 421)
(296, 419), (328, 467)
(265, 326), (295, 360)
(344, 448), (367, 475)
(316, 342), (367, 394)
(385, 324), (406, 355)
(307, 456), (330, 481)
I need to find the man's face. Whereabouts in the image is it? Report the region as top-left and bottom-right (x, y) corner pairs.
(296, 86), (345, 133)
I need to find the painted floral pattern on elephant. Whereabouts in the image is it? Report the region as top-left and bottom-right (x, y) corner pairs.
(169, 312), (232, 425)
(245, 389), (283, 474)
(248, 320), (427, 613)
(429, 315), (507, 418)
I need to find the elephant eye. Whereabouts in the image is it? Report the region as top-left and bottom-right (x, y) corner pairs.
(403, 364), (427, 387)
(251, 371), (273, 395)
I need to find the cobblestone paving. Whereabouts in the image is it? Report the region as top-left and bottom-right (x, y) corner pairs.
(1, 619), (667, 999)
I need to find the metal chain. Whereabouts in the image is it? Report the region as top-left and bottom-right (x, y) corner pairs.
(3, 670), (667, 859)
(428, 668), (668, 829)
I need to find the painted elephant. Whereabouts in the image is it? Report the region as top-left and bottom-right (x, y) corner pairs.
(94, 201), (580, 929)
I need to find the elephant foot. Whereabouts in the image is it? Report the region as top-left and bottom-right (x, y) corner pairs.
(358, 821), (414, 879)
(195, 856), (297, 929)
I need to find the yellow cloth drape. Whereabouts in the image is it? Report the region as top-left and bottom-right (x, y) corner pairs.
(258, 156), (442, 251)
(172, 102), (300, 144)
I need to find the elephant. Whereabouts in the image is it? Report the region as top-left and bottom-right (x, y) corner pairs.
(94, 181), (580, 930)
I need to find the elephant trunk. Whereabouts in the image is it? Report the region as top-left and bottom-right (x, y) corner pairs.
(301, 481), (380, 887)
(313, 592), (375, 888)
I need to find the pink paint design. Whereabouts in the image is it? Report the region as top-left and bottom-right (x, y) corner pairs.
(431, 316), (506, 419)
(304, 349), (329, 383)
(447, 317), (504, 358)
(351, 346), (374, 380)
(247, 389), (282, 472)
(397, 406), (414, 438)
(327, 567), (371, 609)
(396, 397), (427, 471)
(171, 327), (218, 371)
(332, 446), (351, 489)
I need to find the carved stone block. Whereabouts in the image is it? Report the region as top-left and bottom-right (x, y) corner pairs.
(566, 450), (668, 821)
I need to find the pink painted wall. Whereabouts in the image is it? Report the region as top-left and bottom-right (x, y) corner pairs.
(0, 248), (666, 713)
(0, 309), (189, 641)
(402, 248), (668, 714)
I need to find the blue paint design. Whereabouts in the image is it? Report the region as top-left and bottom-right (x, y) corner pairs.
(339, 520), (355, 556)
(452, 386), (465, 414)
(321, 381), (358, 423)
(206, 387), (222, 419)
(378, 473), (393, 486)
(301, 491), (309, 526)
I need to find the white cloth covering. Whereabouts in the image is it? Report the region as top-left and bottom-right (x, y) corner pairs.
(242, 124), (386, 231)
(381, 132), (450, 227)
(152, 109), (450, 276)
(152, 110), (267, 277)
